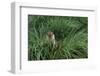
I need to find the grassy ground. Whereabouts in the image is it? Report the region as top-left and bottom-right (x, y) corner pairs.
(28, 15), (88, 61)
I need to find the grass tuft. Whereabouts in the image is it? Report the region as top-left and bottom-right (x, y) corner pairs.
(28, 15), (88, 60)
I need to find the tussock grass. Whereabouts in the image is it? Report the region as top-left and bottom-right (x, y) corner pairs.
(28, 15), (88, 60)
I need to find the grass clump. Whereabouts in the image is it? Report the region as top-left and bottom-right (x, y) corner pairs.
(28, 15), (88, 60)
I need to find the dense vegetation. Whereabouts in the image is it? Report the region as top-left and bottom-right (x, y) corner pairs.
(28, 15), (88, 60)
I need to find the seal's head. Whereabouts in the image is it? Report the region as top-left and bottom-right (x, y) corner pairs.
(47, 31), (53, 38)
